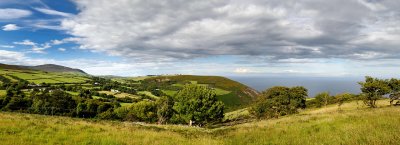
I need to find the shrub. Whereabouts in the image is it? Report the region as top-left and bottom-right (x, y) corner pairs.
(172, 85), (224, 126)
(250, 86), (307, 119)
(156, 96), (174, 124)
(126, 101), (157, 122)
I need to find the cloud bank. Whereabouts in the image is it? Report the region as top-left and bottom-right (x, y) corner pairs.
(61, 0), (400, 62)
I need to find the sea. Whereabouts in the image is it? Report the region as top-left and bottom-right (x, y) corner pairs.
(228, 76), (364, 97)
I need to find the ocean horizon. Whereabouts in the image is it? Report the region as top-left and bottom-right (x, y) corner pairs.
(228, 76), (364, 97)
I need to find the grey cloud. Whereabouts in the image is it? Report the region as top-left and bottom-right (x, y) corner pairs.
(62, 0), (400, 61)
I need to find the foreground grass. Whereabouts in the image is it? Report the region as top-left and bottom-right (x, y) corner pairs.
(1, 100), (399, 145)
(0, 113), (220, 145)
(225, 100), (400, 145)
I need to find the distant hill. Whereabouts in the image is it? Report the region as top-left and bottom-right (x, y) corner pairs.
(27, 64), (87, 74)
(145, 75), (260, 110)
(0, 63), (87, 74)
(0, 63), (30, 70)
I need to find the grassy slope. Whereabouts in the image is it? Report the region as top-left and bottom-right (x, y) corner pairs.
(148, 75), (259, 110)
(1, 100), (399, 145)
(225, 100), (400, 145)
(0, 68), (89, 84)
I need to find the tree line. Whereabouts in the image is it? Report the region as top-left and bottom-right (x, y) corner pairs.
(0, 82), (224, 126)
(250, 76), (400, 119)
(1, 75), (399, 126)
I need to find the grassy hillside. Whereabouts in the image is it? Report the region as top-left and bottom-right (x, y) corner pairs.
(0, 68), (89, 84)
(0, 63), (30, 70)
(146, 75), (260, 110)
(28, 64), (87, 74)
(1, 100), (399, 145)
(0, 64), (259, 111)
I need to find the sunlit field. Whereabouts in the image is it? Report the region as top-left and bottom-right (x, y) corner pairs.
(1, 100), (399, 145)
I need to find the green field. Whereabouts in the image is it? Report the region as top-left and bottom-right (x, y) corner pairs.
(162, 90), (178, 96)
(120, 103), (133, 107)
(2, 75), (18, 82)
(53, 77), (87, 83)
(115, 93), (139, 98)
(138, 91), (158, 99)
(0, 100), (399, 144)
(66, 91), (79, 96)
(30, 79), (63, 84)
(0, 69), (89, 84)
(0, 90), (6, 97)
(130, 76), (153, 81)
(98, 91), (139, 99)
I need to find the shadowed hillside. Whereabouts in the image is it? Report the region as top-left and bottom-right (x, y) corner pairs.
(28, 64), (87, 74)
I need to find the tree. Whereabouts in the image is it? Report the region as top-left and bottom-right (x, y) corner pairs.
(156, 96), (174, 124)
(127, 101), (157, 122)
(173, 85), (224, 126)
(32, 90), (76, 116)
(289, 86), (307, 109)
(250, 86), (307, 119)
(359, 76), (390, 108)
(1, 84), (30, 111)
(388, 78), (400, 105)
(79, 89), (93, 99)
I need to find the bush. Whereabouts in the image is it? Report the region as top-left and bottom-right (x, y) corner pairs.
(250, 86), (307, 119)
(156, 96), (174, 124)
(126, 101), (157, 122)
(113, 106), (130, 120)
(172, 85), (224, 126)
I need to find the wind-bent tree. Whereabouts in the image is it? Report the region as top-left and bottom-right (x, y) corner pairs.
(359, 76), (390, 108)
(250, 86), (307, 119)
(173, 85), (224, 126)
(388, 78), (400, 105)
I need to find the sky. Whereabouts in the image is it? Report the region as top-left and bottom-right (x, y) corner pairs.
(0, 0), (399, 77)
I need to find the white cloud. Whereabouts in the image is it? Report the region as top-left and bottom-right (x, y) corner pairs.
(51, 37), (78, 45)
(2, 24), (21, 31)
(32, 23), (64, 30)
(234, 68), (251, 74)
(13, 40), (36, 46)
(0, 45), (14, 48)
(13, 40), (52, 54)
(0, 8), (31, 19)
(51, 40), (63, 45)
(0, 50), (26, 63)
(34, 7), (73, 17)
(58, 48), (66, 52)
(0, 48), (399, 77)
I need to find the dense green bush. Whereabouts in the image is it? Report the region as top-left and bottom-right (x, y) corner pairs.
(126, 101), (157, 122)
(172, 85), (224, 125)
(156, 96), (174, 124)
(250, 86), (307, 119)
